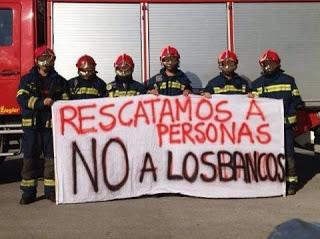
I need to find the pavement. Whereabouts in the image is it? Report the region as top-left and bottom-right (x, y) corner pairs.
(0, 148), (319, 239)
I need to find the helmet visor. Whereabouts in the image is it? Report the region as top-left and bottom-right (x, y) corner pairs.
(219, 58), (237, 74)
(37, 54), (55, 69)
(161, 56), (179, 70)
(115, 63), (133, 77)
(260, 60), (279, 74)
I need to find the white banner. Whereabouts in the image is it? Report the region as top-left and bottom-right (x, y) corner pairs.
(52, 95), (285, 204)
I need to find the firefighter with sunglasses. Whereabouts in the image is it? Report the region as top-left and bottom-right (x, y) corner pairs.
(203, 50), (250, 97)
(16, 45), (68, 204)
(251, 49), (303, 195)
(68, 55), (106, 99)
(147, 45), (192, 96)
(106, 54), (146, 97)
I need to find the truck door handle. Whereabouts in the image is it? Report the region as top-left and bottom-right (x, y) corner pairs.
(0, 70), (20, 76)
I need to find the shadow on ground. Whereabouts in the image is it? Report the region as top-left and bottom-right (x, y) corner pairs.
(296, 152), (320, 191)
(0, 158), (22, 184)
(0, 157), (44, 184)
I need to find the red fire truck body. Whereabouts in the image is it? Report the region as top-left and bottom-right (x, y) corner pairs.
(1, 0), (320, 163)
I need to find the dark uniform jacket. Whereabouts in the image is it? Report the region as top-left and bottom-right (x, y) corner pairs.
(106, 76), (146, 97)
(146, 68), (192, 96)
(204, 72), (250, 95)
(16, 67), (68, 129)
(68, 76), (106, 99)
(251, 70), (302, 128)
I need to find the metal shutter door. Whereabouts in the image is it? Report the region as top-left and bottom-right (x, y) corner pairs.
(234, 3), (320, 104)
(53, 3), (141, 83)
(148, 3), (227, 91)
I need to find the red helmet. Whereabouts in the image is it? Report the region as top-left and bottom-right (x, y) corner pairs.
(114, 54), (134, 69)
(76, 55), (96, 70)
(34, 45), (55, 60)
(160, 45), (180, 61)
(218, 50), (238, 64)
(259, 49), (281, 64)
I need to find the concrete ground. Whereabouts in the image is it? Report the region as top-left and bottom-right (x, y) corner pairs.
(0, 148), (319, 239)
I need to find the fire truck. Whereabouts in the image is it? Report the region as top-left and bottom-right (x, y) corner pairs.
(1, 0), (320, 164)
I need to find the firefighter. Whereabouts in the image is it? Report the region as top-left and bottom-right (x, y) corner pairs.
(203, 50), (250, 97)
(146, 45), (192, 96)
(106, 54), (146, 97)
(16, 45), (68, 204)
(251, 49), (303, 195)
(68, 55), (106, 99)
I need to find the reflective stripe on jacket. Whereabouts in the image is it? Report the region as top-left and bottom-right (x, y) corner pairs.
(68, 76), (106, 99)
(16, 67), (68, 128)
(251, 70), (302, 127)
(204, 72), (251, 95)
(106, 76), (146, 97)
(146, 68), (192, 96)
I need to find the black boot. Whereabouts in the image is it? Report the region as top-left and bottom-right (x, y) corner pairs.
(19, 193), (36, 205)
(287, 182), (297, 195)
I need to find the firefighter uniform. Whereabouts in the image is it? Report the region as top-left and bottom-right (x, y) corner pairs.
(146, 68), (192, 96)
(68, 76), (106, 99)
(68, 54), (106, 99)
(16, 66), (68, 201)
(252, 69), (302, 191)
(204, 72), (250, 95)
(106, 76), (146, 97)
